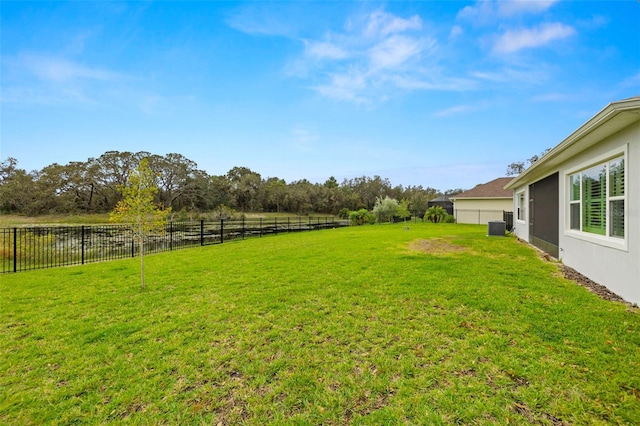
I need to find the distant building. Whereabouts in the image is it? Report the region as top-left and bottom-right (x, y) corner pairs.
(427, 195), (453, 216)
(449, 177), (513, 225)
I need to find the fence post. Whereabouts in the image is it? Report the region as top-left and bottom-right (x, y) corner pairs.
(200, 220), (204, 246)
(220, 219), (224, 244)
(274, 217), (277, 235)
(170, 221), (173, 251)
(13, 228), (17, 273)
(242, 217), (245, 240)
(131, 238), (135, 258)
(81, 226), (85, 265)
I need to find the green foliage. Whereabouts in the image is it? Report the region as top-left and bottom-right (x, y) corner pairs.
(338, 207), (350, 219)
(424, 205), (446, 223)
(209, 204), (237, 220)
(348, 208), (376, 225)
(110, 158), (171, 289)
(1, 152), (461, 217)
(372, 196), (399, 223)
(397, 199), (411, 221)
(2, 223), (640, 424)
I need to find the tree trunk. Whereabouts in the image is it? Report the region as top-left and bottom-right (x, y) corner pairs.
(139, 222), (145, 290)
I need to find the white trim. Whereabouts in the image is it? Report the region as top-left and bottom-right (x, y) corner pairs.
(516, 190), (526, 223)
(563, 145), (628, 252)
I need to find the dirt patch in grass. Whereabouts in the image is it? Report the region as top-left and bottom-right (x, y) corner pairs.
(408, 238), (468, 255)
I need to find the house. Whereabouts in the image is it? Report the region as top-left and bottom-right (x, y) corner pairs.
(449, 177), (513, 224)
(505, 96), (639, 305)
(427, 195), (453, 216)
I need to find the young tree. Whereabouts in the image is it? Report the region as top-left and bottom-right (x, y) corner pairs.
(110, 158), (171, 289)
(397, 199), (411, 222)
(373, 196), (399, 223)
(424, 205), (446, 223)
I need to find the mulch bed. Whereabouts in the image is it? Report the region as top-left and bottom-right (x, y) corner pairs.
(533, 241), (636, 308)
(559, 264), (633, 305)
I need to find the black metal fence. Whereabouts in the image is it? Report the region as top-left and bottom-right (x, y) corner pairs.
(1, 216), (347, 273)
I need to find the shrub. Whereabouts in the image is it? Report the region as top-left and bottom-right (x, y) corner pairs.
(443, 213), (456, 223)
(338, 208), (350, 219)
(424, 206), (446, 223)
(349, 209), (376, 226)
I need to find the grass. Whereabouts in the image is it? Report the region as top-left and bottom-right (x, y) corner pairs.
(0, 214), (113, 227)
(1, 223), (639, 424)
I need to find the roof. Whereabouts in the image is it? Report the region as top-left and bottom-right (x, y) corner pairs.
(429, 195), (452, 202)
(450, 177), (513, 199)
(505, 96), (640, 190)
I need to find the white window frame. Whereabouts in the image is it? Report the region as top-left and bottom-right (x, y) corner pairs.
(516, 190), (526, 222)
(564, 146), (628, 251)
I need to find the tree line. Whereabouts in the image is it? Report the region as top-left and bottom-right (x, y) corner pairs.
(0, 151), (464, 218)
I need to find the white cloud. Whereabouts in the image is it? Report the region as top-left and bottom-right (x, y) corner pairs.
(449, 25), (463, 39)
(1, 53), (130, 106)
(497, 0), (559, 17)
(313, 69), (370, 104)
(433, 104), (477, 117)
(364, 9), (422, 37)
(457, 0), (559, 22)
(471, 67), (549, 85)
(305, 41), (349, 60)
(369, 35), (424, 70)
(294, 9), (447, 104)
(19, 54), (124, 83)
(391, 74), (477, 92)
(226, 4), (295, 37)
(492, 23), (575, 54)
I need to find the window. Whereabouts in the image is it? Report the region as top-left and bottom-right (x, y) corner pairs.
(568, 155), (625, 239)
(516, 191), (526, 221)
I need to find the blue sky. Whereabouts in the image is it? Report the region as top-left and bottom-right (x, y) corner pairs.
(2, 1), (639, 191)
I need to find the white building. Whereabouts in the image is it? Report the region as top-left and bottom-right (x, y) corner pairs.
(450, 177), (513, 225)
(505, 97), (640, 305)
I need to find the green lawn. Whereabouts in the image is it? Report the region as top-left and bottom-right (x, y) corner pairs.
(2, 223), (639, 424)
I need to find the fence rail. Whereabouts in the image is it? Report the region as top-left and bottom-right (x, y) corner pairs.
(1, 216), (347, 273)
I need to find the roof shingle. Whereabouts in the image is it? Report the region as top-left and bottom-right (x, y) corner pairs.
(450, 177), (513, 199)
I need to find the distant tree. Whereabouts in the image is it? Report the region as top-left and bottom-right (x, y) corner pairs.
(506, 148), (551, 176)
(397, 199), (411, 222)
(110, 158), (171, 290)
(226, 166), (263, 211)
(323, 176), (339, 189)
(373, 196), (399, 223)
(0, 158), (37, 214)
(506, 162), (526, 176)
(444, 188), (465, 197)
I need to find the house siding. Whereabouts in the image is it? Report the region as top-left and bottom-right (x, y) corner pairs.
(512, 120), (640, 304)
(558, 121), (640, 304)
